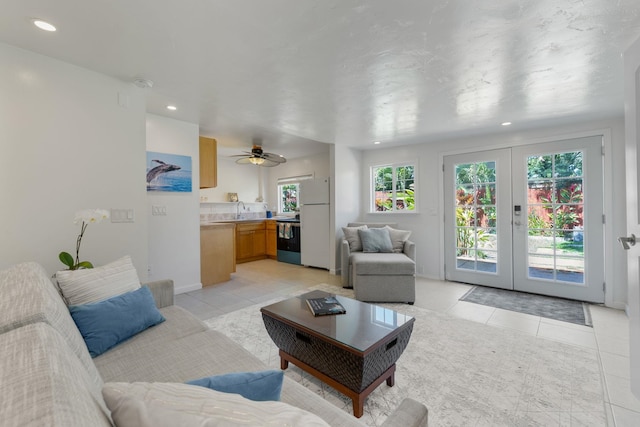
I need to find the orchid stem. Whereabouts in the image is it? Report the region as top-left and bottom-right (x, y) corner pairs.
(75, 221), (87, 266)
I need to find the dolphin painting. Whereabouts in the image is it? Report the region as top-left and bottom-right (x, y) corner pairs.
(146, 159), (181, 185)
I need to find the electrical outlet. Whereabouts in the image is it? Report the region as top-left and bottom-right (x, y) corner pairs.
(152, 205), (167, 216)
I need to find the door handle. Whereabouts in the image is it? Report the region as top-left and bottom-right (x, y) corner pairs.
(618, 234), (637, 250)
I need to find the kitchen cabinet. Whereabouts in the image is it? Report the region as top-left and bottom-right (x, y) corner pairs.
(199, 136), (217, 188)
(200, 223), (235, 285)
(266, 220), (277, 259)
(236, 222), (267, 263)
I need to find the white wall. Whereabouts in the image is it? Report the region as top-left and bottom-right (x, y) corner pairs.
(360, 118), (627, 308)
(332, 145), (362, 274)
(200, 153), (261, 204)
(0, 42), (148, 277)
(146, 114), (201, 293)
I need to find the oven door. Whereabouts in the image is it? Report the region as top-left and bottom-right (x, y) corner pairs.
(277, 222), (300, 252)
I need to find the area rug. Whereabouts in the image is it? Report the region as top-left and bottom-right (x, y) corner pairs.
(204, 284), (605, 427)
(459, 286), (592, 326)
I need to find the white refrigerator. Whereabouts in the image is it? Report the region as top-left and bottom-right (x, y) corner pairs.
(300, 177), (330, 269)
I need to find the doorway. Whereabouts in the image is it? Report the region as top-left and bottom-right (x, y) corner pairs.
(444, 136), (604, 303)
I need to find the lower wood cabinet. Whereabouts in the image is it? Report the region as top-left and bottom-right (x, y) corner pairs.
(266, 220), (277, 258)
(201, 223), (236, 286)
(236, 222), (267, 263)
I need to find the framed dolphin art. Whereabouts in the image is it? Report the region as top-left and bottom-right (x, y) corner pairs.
(146, 151), (192, 192)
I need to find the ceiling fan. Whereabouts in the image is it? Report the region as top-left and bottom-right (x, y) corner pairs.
(231, 144), (287, 167)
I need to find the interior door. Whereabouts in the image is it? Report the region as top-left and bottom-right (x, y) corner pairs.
(444, 149), (513, 289)
(512, 137), (604, 303)
(623, 36), (640, 399)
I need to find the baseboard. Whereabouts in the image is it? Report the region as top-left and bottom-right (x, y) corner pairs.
(175, 282), (202, 295)
(416, 273), (440, 280)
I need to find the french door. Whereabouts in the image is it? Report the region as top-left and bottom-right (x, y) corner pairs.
(444, 136), (605, 303)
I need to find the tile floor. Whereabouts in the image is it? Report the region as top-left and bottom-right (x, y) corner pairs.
(176, 259), (640, 426)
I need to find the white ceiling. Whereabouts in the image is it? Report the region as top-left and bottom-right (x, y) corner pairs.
(2, 1), (640, 159)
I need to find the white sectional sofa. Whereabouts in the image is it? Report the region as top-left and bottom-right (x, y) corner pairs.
(0, 261), (428, 426)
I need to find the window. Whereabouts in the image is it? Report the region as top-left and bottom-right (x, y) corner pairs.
(276, 174), (313, 214)
(372, 164), (416, 212)
(278, 183), (299, 213)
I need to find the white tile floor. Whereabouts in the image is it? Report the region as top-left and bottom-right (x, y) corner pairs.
(176, 259), (640, 426)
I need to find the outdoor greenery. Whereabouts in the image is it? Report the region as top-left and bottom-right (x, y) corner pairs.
(279, 184), (298, 213)
(454, 152), (585, 260)
(373, 165), (415, 211)
(454, 162), (496, 258)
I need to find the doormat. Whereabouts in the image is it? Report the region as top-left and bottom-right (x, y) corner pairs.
(459, 286), (592, 326)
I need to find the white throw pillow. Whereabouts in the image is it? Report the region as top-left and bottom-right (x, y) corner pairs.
(385, 225), (412, 253)
(55, 256), (141, 306)
(102, 382), (330, 427)
(341, 225), (367, 252)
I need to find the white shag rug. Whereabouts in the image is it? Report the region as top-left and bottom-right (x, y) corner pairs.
(204, 284), (606, 427)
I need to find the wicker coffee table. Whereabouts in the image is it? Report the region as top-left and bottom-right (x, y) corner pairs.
(260, 290), (414, 418)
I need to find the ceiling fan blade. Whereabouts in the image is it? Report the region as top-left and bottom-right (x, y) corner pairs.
(260, 159), (283, 167)
(229, 151), (254, 157)
(261, 152), (287, 163)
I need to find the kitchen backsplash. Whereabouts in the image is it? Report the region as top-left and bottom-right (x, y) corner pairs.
(200, 202), (268, 222)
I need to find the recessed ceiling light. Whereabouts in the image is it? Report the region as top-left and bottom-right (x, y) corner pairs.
(501, 122), (512, 126)
(133, 78), (153, 88)
(166, 105), (177, 111)
(373, 141), (381, 145)
(33, 20), (56, 32)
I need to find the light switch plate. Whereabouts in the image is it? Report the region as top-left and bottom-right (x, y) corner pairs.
(111, 208), (135, 223)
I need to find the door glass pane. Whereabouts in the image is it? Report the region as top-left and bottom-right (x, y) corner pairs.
(526, 151), (584, 284)
(454, 161), (498, 274)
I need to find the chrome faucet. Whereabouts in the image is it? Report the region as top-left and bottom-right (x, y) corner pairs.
(236, 201), (246, 219)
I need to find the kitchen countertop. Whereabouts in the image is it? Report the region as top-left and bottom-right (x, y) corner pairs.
(200, 217), (295, 226)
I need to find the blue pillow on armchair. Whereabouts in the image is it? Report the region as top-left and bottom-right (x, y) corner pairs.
(186, 370), (284, 402)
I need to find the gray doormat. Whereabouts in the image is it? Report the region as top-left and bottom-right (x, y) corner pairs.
(459, 286), (592, 326)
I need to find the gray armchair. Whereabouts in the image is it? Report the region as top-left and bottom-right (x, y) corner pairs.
(341, 222), (416, 304)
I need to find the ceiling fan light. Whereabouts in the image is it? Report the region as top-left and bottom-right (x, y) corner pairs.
(249, 157), (265, 165)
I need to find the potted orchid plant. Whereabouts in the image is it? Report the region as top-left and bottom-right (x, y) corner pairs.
(59, 208), (110, 270)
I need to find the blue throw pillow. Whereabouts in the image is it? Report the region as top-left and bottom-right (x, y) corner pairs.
(359, 227), (394, 253)
(186, 370), (284, 402)
(69, 286), (165, 358)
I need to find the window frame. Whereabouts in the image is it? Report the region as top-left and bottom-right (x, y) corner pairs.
(370, 162), (417, 213)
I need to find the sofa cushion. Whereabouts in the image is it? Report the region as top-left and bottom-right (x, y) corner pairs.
(94, 328), (365, 427)
(0, 262), (104, 391)
(352, 252), (416, 275)
(0, 323), (112, 426)
(359, 227), (394, 253)
(102, 382), (330, 427)
(385, 225), (412, 253)
(70, 286), (166, 357)
(342, 225), (367, 252)
(95, 329), (271, 383)
(55, 255), (141, 306)
(186, 370), (284, 401)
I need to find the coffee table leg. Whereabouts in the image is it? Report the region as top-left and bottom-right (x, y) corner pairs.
(386, 371), (395, 387)
(353, 397), (364, 418)
(279, 349), (289, 370)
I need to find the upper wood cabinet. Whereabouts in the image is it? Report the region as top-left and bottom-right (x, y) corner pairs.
(199, 136), (217, 188)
